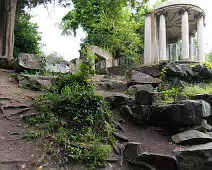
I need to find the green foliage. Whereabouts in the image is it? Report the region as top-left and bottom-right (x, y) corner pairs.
(206, 51), (212, 63)
(25, 67), (114, 168)
(14, 10), (43, 59)
(203, 62), (212, 69)
(160, 62), (171, 81)
(27, 131), (42, 138)
(60, 0), (151, 59)
(153, 0), (168, 8)
(158, 87), (181, 104)
(181, 83), (212, 96)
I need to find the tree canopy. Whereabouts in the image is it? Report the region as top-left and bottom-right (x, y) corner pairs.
(14, 10), (43, 58)
(60, 0), (151, 59)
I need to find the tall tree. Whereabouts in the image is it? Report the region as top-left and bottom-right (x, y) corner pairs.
(0, 0), (70, 68)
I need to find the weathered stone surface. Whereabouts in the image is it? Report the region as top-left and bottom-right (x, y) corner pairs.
(165, 63), (185, 77)
(191, 94), (212, 108)
(45, 61), (75, 73)
(127, 70), (161, 87)
(174, 142), (212, 170)
(135, 90), (152, 105)
(180, 64), (194, 77)
(149, 100), (211, 127)
(127, 84), (154, 97)
(136, 152), (178, 170)
(120, 104), (150, 123)
(113, 132), (128, 142)
(192, 64), (212, 79)
(105, 94), (132, 109)
(95, 80), (126, 91)
(131, 105), (150, 123)
(15, 53), (42, 72)
(136, 64), (161, 78)
(193, 120), (212, 132)
(124, 142), (142, 160)
(162, 63), (193, 78)
(120, 105), (134, 121)
(0, 56), (13, 69)
(13, 74), (53, 91)
(172, 130), (212, 145)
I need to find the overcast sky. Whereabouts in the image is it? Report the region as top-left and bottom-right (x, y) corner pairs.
(30, 0), (212, 61)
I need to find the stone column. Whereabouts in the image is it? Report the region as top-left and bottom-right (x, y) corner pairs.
(159, 11), (167, 61)
(189, 34), (194, 61)
(144, 14), (152, 65)
(173, 43), (178, 61)
(197, 14), (205, 62)
(181, 8), (190, 60)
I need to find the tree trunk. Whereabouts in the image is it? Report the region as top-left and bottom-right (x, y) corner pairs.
(0, 0), (18, 68)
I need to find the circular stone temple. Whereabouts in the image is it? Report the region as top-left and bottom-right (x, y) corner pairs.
(144, 0), (206, 65)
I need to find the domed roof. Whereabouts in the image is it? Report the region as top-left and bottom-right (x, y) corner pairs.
(154, 0), (206, 43)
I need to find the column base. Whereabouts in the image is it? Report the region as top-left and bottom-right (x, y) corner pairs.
(174, 60), (200, 64)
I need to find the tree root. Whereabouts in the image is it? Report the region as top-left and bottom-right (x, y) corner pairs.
(7, 135), (27, 141)
(0, 108), (31, 119)
(0, 159), (28, 164)
(118, 144), (124, 167)
(36, 151), (47, 166)
(3, 105), (29, 110)
(112, 119), (125, 131)
(21, 113), (37, 119)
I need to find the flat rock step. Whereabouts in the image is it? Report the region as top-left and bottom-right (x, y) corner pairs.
(172, 130), (212, 145)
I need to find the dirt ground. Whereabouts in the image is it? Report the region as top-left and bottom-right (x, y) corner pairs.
(0, 69), (45, 170)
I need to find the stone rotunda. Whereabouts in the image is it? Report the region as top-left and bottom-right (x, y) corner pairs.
(144, 0), (206, 65)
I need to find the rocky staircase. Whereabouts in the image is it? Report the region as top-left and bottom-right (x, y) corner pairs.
(100, 62), (212, 170)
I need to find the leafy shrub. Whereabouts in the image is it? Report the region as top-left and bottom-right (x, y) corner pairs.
(26, 71), (114, 169)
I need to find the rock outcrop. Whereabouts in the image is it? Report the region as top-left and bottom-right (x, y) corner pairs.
(172, 130), (212, 145)
(15, 53), (43, 72)
(174, 142), (212, 170)
(126, 70), (161, 87)
(149, 100), (211, 127)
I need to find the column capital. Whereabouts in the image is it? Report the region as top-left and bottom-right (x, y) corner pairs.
(178, 6), (190, 15)
(194, 12), (205, 19)
(156, 9), (168, 17)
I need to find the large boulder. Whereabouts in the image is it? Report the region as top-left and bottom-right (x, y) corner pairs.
(95, 80), (126, 91)
(13, 74), (53, 91)
(45, 61), (75, 73)
(15, 53), (43, 72)
(164, 63), (193, 78)
(135, 90), (152, 105)
(174, 142), (212, 170)
(172, 130), (212, 145)
(127, 84), (154, 97)
(164, 63), (185, 77)
(126, 70), (161, 87)
(104, 94), (132, 109)
(149, 100), (211, 127)
(124, 143), (178, 170)
(191, 94), (212, 108)
(136, 64), (161, 78)
(120, 104), (150, 124)
(124, 142), (142, 161)
(136, 152), (178, 170)
(192, 64), (212, 79)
